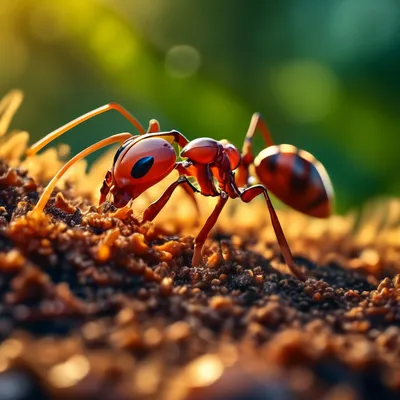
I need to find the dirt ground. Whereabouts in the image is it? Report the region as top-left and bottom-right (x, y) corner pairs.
(0, 158), (400, 400)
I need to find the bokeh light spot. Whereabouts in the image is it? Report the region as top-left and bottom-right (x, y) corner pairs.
(271, 60), (340, 124)
(185, 354), (224, 387)
(49, 355), (90, 388)
(165, 45), (201, 78)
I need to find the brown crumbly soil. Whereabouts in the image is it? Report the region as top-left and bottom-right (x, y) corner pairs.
(0, 160), (400, 400)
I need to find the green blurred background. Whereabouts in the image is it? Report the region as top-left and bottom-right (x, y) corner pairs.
(1, 0), (399, 213)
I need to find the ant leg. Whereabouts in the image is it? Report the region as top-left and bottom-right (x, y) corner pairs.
(146, 125), (195, 208)
(242, 112), (274, 157)
(27, 103), (146, 156)
(236, 113), (275, 188)
(241, 185), (306, 281)
(141, 176), (193, 223)
(31, 133), (132, 216)
(99, 170), (113, 205)
(0, 90), (24, 136)
(192, 192), (228, 266)
(180, 180), (200, 219)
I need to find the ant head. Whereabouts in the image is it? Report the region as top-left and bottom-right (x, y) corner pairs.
(254, 144), (333, 218)
(112, 135), (177, 205)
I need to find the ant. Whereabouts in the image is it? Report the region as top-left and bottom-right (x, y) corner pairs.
(26, 103), (333, 280)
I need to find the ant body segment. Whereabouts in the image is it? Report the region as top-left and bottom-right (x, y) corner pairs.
(27, 104), (333, 280)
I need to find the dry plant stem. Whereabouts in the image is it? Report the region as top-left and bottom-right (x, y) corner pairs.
(30, 133), (132, 215)
(0, 90), (24, 136)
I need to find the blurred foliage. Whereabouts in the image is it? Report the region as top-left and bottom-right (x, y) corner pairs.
(1, 0), (400, 213)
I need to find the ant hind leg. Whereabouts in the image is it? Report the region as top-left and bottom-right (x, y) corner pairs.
(241, 184), (306, 281)
(241, 113), (274, 161)
(236, 113), (275, 188)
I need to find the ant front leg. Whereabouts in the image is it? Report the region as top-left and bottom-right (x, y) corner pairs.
(31, 133), (132, 215)
(141, 176), (193, 223)
(99, 170), (113, 205)
(192, 192), (228, 267)
(241, 185), (306, 281)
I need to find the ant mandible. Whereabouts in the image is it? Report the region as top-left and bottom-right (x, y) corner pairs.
(26, 103), (333, 281)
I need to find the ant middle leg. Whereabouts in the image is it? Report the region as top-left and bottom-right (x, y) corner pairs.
(192, 192), (228, 267)
(141, 176), (195, 223)
(241, 184), (306, 281)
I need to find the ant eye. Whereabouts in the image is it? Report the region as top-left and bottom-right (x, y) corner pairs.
(131, 156), (154, 179)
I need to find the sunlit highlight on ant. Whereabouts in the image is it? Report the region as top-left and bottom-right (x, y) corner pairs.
(27, 103), (334, 280)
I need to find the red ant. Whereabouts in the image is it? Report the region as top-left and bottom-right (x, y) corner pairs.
(27, 103), (333, 280)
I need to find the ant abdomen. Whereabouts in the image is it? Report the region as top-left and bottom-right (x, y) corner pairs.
(254, 144), (333, 218)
